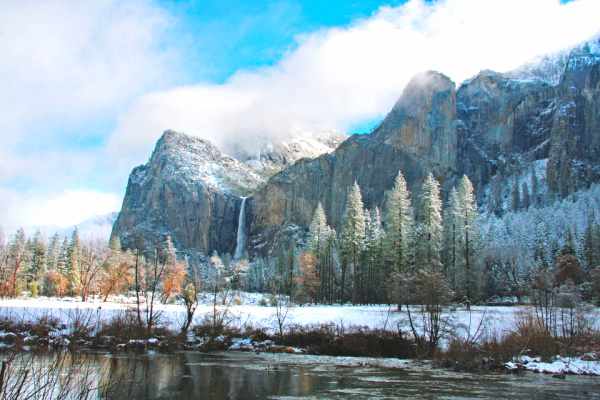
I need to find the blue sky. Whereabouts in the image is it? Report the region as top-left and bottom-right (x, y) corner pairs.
(159, 0), (406, 84)
(0, 0), (599, 237)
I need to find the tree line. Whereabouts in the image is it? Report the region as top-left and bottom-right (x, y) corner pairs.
(0, 228), (187, 306)
(2, 170), (600, 310)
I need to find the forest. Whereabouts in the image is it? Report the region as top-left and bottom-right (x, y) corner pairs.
(2, 170), (600, 313)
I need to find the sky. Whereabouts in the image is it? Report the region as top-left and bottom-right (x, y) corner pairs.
(1, 0), (599, 238)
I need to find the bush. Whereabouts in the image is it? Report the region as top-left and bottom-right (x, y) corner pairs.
(278, 323), (416, 358)
(28, 282), (38, 298)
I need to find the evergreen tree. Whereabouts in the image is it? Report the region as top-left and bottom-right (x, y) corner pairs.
(28, 229), (47, 283)
(531, 164), (539, 207)
(385, 171), (414, 276)
(521, 182), (530, 210)
(365, 208), (386, 304)
(456, 175), (481, 301)
(490, 173), (504, 217)
(511, 179), (521, 212)
(66, 228), (81, 295)
(443, 187), (460, 288)
(309, 203), (329, 263)
(582, 221), (600, 270)
(416, 173), (443, 270)
(46, 233), (61, 271)
(340, 182), (366, 304)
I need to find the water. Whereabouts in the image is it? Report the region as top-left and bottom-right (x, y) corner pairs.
(234, 197), (247, 260)
(4, 351), (599, 399)
(95, 352), (600, 399)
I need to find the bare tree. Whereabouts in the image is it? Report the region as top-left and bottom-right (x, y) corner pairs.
(399, 266), (453, 356)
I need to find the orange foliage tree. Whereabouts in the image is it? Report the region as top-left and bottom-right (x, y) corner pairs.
(162, 259), (187, 303)
(293, 252), (320, 305)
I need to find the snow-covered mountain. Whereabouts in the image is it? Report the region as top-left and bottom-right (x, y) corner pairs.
(112, 36), (600, 259)
(111, 128), (346, 256)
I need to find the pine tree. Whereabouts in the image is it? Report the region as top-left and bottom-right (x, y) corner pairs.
(416, 173), (443, 270)
(309, 203), (329, 269)
(340, 182), (366, 304)
(531, 164), (539, 207)
(456, 175), (481, 301)
(386, 171), (414, 276)
(582, 221), (600, 270)
(365, 208), (385, 304)
(46, 233), (61, 271)
(521, 182), (530, 210)
(66, 228), (81, 295)
(512, 179), (521, 212)
(443, 187), (460, 289)
(29, 229), (47, 283)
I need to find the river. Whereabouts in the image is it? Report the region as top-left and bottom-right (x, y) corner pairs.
(90, 351), (599, 399)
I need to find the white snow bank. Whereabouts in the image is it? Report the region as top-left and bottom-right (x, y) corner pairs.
(505, 355), (600, 375)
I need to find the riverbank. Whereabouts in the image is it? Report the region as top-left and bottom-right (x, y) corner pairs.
(1, 294), (599, 376)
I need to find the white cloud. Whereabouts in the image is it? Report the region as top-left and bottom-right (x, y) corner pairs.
(109, 0), (600, 160)
(3, 0), (600, 232)
(0, 0), (173, 142)
(0, 188), (121, 235)
(0, 0), (173, 230)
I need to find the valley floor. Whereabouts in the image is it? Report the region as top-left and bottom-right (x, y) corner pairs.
(1, 294), (599, 376)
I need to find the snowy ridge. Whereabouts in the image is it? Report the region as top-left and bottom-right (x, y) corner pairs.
(243, 128), (346, 170)
(154, 130), (266, 196)
(506, 35), (600, 85)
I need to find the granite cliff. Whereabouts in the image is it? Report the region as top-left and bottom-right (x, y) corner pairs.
(111, 129), (345, 256)
(112, 37), (600, 259)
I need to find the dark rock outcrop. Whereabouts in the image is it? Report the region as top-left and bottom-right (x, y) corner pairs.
(111, 129), (345, 256)
(248, 71), (458, 255)
(111, 130), (265, 255)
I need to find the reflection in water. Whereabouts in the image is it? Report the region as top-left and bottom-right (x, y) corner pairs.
(101, 352), (336, 399)
(96, 351), (600, 400)
(6, 351), (597, 399)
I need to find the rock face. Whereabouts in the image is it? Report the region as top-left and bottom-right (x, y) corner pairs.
(113, 37), (600, 259)
(248, 71), (458, 255)
(111, 129), (345, 256)
(458, 39), (600, 195)
(111, 130), (265, 255)
(547, 42), (600, 195)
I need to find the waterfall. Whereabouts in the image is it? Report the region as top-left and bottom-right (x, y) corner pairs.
(234, 197), (247, 260)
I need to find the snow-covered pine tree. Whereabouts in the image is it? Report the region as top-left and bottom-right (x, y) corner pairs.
(456, 175), (481, 301)
(66, 227), (81, 295)
(340, 181), (366, 304)
(511, 178), (521, 212)
(28, 229), (47, 285)
(521, 181), (530, 210)
(46, 233), (61, 271)
(443, 186), (460, 289)
(385, 171), (414, 277)
(309, 203), (328, 302)
(366, 208), (386, 304)
(531, 164), (539, 207)
(416, 173), (443, 270)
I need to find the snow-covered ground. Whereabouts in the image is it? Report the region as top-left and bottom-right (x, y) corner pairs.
(1, 294), (599, 375)
(506, 355), (600, 375)
(0, 294), (517, 336)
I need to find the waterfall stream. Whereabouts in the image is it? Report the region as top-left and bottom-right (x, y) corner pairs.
(234, 197), (247, 259)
